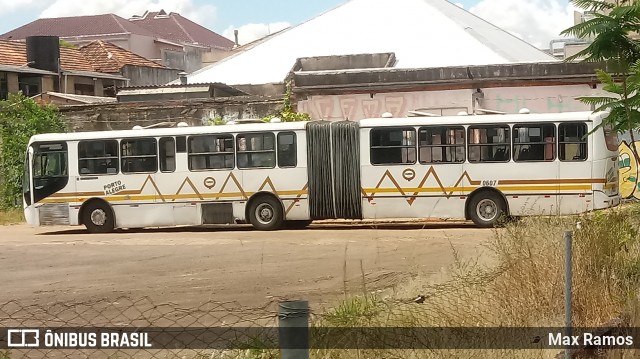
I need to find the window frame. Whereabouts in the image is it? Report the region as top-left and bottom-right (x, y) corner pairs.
(120, 137), (158, 174)
(418, 126), (466, 164)
(369, 127), (417, 166)
(187, 134), (235, 171)
(236, 132), (277, 170)
(277, 131), (297, 168)
(558, 122), (589, 162)
(159, 137), (176, 173)
(512, 123), (557, 163)
(467, 124), (511, 163)
(77, 139), (120, 176)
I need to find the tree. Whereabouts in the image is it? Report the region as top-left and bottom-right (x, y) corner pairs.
(0, 94), (66, 208)
(561, 0), (640, 163)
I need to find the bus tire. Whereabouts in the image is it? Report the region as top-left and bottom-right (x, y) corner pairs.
(83, 201), (115, 233)
(468, 191), (507, 228)
(248, 196), (283, 231)
(284, 220), (312, 229)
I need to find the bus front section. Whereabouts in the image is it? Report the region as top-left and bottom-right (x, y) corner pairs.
(23, 141), (71, 226)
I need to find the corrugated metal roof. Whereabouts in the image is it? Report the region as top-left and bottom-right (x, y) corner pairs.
(38, 92), (117, 104)
(182, 0), (557, 86)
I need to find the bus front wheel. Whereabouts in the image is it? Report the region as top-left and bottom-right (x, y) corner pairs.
(248, 196), (283, 231)
(468, 192), (506, 228)
(83, 201), (115, 233)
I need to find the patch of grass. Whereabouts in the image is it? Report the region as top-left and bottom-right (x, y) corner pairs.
(0, 207), (23, 225)
(308, 206), (640, 358)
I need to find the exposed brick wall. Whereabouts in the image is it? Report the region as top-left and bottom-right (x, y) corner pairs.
(58, 96), (284, 132)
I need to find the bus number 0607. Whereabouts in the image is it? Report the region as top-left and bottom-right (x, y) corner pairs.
(482, 180), (497, 187)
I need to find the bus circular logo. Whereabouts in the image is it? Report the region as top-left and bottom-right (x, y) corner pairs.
(403, 169), (416, 181)
(204, 177), (216, 189)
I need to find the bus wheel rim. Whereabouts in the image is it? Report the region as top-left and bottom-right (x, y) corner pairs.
(91, 209), (107, 226)
(255, 203), (274, 225)
(476, 199), (498, 222)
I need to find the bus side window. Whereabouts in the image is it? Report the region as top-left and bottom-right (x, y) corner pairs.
(418, 126), (465, 164)
(160, 137), (176, 173)
(370, 128), (416, 165)
(468, 125), (510, 163)
(513, 124), (556, 162)
(559, 123), (588, 161)
(237, 132), (276, 169)
(78, 140), (119, 175)
(277, 132), (297, 168)
(121, 138), (158, 173)
(176, 136), (187, 153)
(188, 135), (235, 171)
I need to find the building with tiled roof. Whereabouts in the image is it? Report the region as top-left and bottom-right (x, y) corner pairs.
(1, 11), (234, 73)
(0, 37), (178, 100)
(129, 10), (234, 50)
(80, 41), (164, 73)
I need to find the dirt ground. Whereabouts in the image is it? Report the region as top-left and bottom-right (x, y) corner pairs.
(0, 222), (494, 320)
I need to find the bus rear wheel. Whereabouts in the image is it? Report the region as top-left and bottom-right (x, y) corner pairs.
(468, 192), (506, 228)
(83, 201), (115, 233)
(248, 196), (283, 231)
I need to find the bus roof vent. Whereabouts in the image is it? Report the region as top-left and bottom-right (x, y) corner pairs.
(475, 108), (506, 115)
(407, 110), (440, 117)
(177, 122), (189, 127)
(270, 117), (282, 123)
(519, 108), (531, 114)
(457, 111), (468, 116)
(381, 112), (393, 118)
(132, 125), (143, 130)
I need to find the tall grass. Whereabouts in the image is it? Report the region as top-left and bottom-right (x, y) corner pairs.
(0, 207), (23, 225)
(306, 206), (640, 358)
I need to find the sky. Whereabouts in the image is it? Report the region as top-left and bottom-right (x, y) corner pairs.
(0, 0), (576, 49)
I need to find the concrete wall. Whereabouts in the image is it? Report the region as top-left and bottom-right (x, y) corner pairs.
(298, 84), (599, 120)
(59, 96), (283, 132)
(121, 65), (180, 86)
(7, 73), (19, 93)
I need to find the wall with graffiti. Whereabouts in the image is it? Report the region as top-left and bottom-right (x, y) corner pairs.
(298, 84), (599, 120)
(619, 139), (640, 200)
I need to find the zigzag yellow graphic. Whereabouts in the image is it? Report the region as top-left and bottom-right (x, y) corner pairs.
(173, 177), (203, 201)
(367, 168), (480, 205)
(216, 172), (248, 200)
(285, 184), (308, 215)
(258, 177), (279, 195)
(138, 175), (166, 202)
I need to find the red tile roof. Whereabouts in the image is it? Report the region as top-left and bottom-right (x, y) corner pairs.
(129, 10), (234, 49)
(0, 40), (27, 66)
(0, 39), (165, 74)
(79, 40), (166, 73)
(1, 14), (157, 39)
(0, 40), (94, 72)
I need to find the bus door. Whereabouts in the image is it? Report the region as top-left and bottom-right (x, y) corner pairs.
(416, 126), (467, 218)
(29, 141), (71, 225)
(557, 122), (591, 213)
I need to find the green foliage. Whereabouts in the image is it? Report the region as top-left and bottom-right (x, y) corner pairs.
(58, 39), (76, 49)
(576, 65), (640, 134)
(561, 2), (640, 66)
(206, 116), (226, 126)
(261, 81), (311, 123)
(0, 93), (65, 208)
(564, 0), (640, 163)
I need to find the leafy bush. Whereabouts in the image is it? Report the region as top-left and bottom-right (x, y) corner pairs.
(0, 94), (65, 208)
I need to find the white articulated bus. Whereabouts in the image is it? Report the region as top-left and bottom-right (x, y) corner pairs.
(23, 110), (620, 232)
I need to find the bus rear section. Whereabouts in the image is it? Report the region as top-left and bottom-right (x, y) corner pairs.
(590, 112), (620, 210)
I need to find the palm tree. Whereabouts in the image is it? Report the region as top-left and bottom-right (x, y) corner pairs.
(561, 0), (640, 163)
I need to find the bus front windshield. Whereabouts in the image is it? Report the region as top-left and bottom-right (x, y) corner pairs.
(27, 142), (69, 205)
